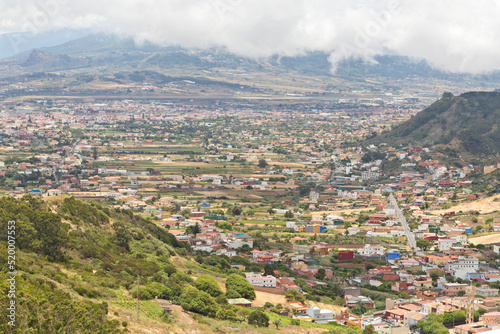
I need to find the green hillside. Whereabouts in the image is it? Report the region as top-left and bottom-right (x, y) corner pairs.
(0, 195), (352, 334)
(0, 195), (191, 333)
(373, 91), (500, 159)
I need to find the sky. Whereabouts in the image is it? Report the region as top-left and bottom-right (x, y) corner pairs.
(1, 0), (500, 74)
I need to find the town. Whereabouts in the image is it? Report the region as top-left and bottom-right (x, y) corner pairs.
(1, 94), (500, 334)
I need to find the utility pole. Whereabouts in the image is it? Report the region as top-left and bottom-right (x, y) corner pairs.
(136, 275), (140, 323)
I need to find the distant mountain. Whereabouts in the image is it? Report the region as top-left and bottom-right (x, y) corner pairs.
(372, 91), (500, 158)
(21, 49), (87, 69)
(0, 29), (89, 59)
(7, 33), (493, 82)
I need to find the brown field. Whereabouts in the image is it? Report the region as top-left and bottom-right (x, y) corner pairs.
(253, 289), (287, 307)
(433, 194), (500, 215)
(468, 233), (500, 245)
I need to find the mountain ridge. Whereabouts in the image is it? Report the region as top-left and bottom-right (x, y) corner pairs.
(371, 91), (500, 159)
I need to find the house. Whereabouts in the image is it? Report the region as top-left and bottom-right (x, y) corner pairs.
(250, 250), (268, 258)
(438, 239), (455, 251)
(391, 282), (415, 293)
(406, 313), (425, 328)
(305, 306), (334, 324)
(387, 250), (401, 261)
(476, 285), (499, 297)
(454, 323), (492, 334)
(385, 308), (408, 324)
(245, 273), (277, 288)
(226, 238), (253, 249)
(345, 295), (375, 308)
(256, 254), (274, 263)
(379, 326), (409, 334)
(479, 312), (500, 325)
(343, 286), (362, 297)
(413, 276), (433, 288)
(339, 250), (355, 261)
(442, 283), (468, 296)
(445, 256), (479, 280)
(382, 274), (400, 281)
(288, 301), (308, 314)
(359, 244), (385, 256)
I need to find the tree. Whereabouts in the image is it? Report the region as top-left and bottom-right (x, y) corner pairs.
(363, 325), (376, 334)
(231, 206), (242, 216)
(113, 222), (131, 250)
(416, 238), (432, 251)
(248, 309), (269, 327)
(352, 303), (368, 316)
(195, 275), (223, 297)
(258, 159), (268, 168)
(315, 268), (326, 280)
(272, 319), (282, 329)
(180, 208), (191, 218)
(284, 210), (294, 219)
(264, 264), (275, 276)
(186, 222), (201, 235)
(285, 289), (305, 303)
(399, 292), (410, 299)
(226, 289), (241, 299)
(218, 221), (233, 231)
(357, 213), (369, 225)
(225, 274), (256, 300)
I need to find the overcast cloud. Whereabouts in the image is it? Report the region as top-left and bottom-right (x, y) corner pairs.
(1, 0), (500, 73)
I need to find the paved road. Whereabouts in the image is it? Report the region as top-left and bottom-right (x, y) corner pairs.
(389, 194), (424, 257)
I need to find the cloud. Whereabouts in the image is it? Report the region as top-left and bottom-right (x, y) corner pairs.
(2, 0), (500, 73)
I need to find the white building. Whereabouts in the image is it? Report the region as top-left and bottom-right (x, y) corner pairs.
(216, 249), (237, 257)
(361, 171), (380, 181)
(310, 190), (319, 203)
(226, 238), (253, 249)
(445, 256), (479, 280)
(438, 239), (455, 251)
(358, 244), (385, 256)
(245, 273), (277, 288)
(305, 306), (334, 324)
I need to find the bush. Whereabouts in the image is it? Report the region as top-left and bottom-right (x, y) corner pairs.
(225, 274), (256, 300)
(248, 309), (269, 327)
(195, 275), (223, 297)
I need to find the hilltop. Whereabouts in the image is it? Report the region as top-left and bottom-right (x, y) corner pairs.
(371, 91), (500, 160)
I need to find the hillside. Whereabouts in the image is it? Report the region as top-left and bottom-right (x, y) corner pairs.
(372, 91), (500, 159)
(21, 49), (88, 70)
(0, 195), (350, 333)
